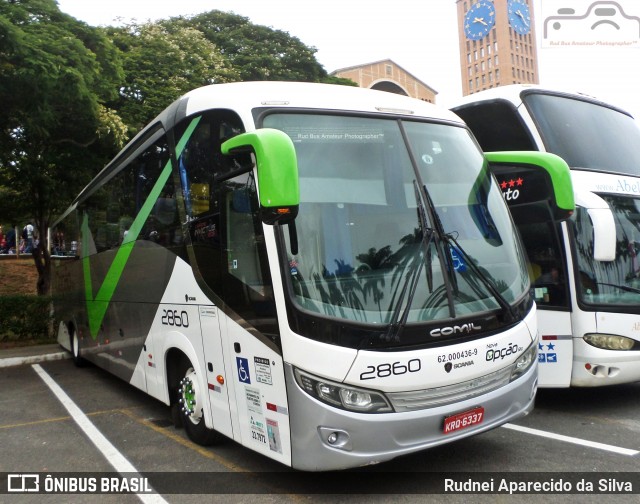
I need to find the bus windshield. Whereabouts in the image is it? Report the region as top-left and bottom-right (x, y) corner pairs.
(524, 93), (640, 176)
(263, 113), (529, 343)
(574, 194), (640, 307)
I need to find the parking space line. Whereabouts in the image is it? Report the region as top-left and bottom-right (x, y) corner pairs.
(503, 422), (640, 456)
(32, 364), (169, 504)
(118, 408), (248, 472)
(0, 407), (141, 431)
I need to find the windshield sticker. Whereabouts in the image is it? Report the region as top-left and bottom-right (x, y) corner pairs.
(450, 246), (467, 273)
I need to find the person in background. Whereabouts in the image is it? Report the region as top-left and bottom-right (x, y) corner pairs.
(4, 224), (16, 254)
(23, 222), (34, 253)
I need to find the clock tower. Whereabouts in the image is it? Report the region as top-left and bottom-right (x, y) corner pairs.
(456, 0), (539, 96)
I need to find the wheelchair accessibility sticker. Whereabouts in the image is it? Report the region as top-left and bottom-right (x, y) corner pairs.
(237, 357), (251, 384)
(542, 1), (640, 47)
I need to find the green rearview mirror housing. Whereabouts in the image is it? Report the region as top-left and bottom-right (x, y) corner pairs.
(485, 151), (575, 221)
(222, 128), (299, 224)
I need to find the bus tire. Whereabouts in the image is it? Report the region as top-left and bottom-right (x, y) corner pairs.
(69, 325), (86, 367)
(176, 357), (222, 446)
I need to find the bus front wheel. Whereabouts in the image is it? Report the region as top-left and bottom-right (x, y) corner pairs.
(174, 358), (222, 446)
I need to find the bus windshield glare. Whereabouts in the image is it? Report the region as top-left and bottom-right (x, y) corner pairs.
(524, 93), (640, 177)
(263, 113), (529, 343)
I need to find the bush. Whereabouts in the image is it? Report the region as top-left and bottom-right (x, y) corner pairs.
(0, 295), (54, 343)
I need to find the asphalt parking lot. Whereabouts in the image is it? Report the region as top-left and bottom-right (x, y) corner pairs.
(1, 347), (640, 502)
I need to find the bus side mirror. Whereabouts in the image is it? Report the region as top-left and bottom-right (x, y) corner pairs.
(485, 151), (575, 222)
(222, 128), (300, 225)
(574, 192), (617, 262)
(589, 209), (617, 262)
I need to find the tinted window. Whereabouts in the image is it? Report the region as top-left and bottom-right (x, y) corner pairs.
(453, 100), (536, 152)
(524, 93), (640, 176)
(176, 111), (277, 337)
(79, 135), (185, 259)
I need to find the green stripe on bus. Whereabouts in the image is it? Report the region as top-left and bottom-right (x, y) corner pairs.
(83, 116), (202, 339)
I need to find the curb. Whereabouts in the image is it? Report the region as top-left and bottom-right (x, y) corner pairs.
(0, 350), (71, 369)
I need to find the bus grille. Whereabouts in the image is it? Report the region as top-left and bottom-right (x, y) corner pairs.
(387, 365), (513, 412)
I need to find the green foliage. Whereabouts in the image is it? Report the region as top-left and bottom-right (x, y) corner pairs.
(0, 0), (127, 295)
(323, 75), (359, 87)
(183, 10), (328, 82)
(0, 295), (54, 342)
(0, 2), (351, 296)
(108, 21), (239, 134)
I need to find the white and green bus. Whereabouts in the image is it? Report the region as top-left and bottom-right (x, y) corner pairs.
(453, 85), (640, 388)
(51, 81), (571, 470)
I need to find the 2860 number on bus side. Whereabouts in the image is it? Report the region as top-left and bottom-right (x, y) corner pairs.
(160, 309), (189, 328)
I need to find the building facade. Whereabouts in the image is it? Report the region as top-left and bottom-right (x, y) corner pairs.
(456, 0), (539, 95)
(331, 59), (437, 103)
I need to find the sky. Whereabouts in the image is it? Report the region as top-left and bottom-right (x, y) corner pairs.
(55, 0), (640, 118)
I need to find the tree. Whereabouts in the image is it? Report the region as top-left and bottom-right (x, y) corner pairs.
(108, 21), (239, 135)
(181, 10), (329, 83)
(0, 0), (126, 294)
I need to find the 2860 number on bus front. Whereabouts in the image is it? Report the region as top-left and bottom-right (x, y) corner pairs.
(443, 406), (484, 434)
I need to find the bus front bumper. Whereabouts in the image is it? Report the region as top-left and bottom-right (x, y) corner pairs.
(285, 362), (537, 471)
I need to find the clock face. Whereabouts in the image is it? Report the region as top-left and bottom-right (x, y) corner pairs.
(464, 1), (496, 40)
(508, 0), (531, 35)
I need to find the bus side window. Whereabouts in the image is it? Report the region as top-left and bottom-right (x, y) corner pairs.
(519, 220), (568, 307)
(177, 110), (277, 335)
(178, 111), (252, 221)
(80, 133), (184, 258)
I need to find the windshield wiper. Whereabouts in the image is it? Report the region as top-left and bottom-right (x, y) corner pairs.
(383, 181), (448, 343)
(444, 232), (518, 322)
(595, 282), (640, 294)
(383, 184), (430, 342)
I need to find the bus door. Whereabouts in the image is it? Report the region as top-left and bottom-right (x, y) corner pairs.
(221, 315), (292, 467)
(536, 308), (574, 387)
(199, 304), (234, 439)
(193, 168), (292, 465)
(489, 157), (574, 387)
(215, 176), (293, 466)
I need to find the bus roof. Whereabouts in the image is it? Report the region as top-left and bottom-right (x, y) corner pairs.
(56, 82), (463, 224)
(181, 81), (460, 124)
(453, 84), (633, 118)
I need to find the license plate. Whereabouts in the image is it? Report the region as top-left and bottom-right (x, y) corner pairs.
(443, 406), (485, 434)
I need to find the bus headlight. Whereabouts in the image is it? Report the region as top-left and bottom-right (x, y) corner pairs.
(293, 368), (393, 413)
(583, 333), (636, 351)
(510, 342), (537, 382)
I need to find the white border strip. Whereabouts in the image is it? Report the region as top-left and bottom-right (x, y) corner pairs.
(503, 423), (640, 456)
(32, 364), (168, 504)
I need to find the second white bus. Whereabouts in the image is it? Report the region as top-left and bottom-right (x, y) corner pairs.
(454, 85), (640, 387)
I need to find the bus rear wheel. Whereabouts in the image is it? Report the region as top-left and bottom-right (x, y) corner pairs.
(175, 358), (222, 446)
